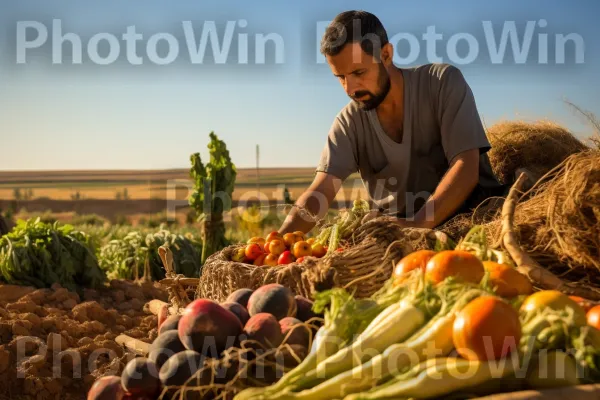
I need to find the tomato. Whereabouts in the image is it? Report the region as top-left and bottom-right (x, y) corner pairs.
(520, 290), (587, 326)
(293, 231), (305, 239)
(570, 296), (594, 312)
(266, 231), (282, 242)
(425, 250), (484, 285)
(283, 233), (297, 248)
(244, 243), (264, 261)
(268, 239), (286, 256)
(453, 296), (521, 361)
(247, 237), (266, 246)
(253, 254), (266, 267)
(587, 305), (600, 330)
(311, 243), (326, 258)
(482, 261), (533, 298)
(231, 247), (246, 262)
(394, 250), (436, 278)
(292, 241), (312, 258)
(263, 254), (278, 267)
(278, 250), (295, 265)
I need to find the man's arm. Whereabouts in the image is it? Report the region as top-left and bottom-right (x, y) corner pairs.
(402, 148), (480, 229)
(278, 172), (343, 235)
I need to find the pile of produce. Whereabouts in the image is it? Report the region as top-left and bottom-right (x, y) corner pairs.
(229, 243), (600, 400)
(227, 199), (371, 266)
(0, 279), (169, 399)
(0, 218), (106, 291)
(87, 284), (324, 400)
(230, 231), (328, 266)
(98, 229), (203, 281)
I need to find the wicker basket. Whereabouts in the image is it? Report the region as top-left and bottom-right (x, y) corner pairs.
(185, 218), (450, 304)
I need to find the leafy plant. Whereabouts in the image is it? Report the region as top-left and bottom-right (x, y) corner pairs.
(189, 132), (237, 264)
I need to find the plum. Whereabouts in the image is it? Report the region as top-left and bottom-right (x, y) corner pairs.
(158, 350), (206, 386)
(148, 330), (186, 369)
(178, 299), (243, 355)
(121, 357), (161, 397)
(87, 375), (125, 400)
(247, 284), (296, 320)
(243, 313), (283, 349)
(158, 314), (181, 335)
(225, 288), (253, 308)
(221, 302), (250, 325)
(294, 295), (322, 322)
(279, 317), (310, 348)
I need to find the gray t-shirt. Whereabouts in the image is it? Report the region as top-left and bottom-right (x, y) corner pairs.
(316, 63), (503, 217)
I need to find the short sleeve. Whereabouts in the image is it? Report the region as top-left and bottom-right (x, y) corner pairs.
(315, 115), (358, 181)
(438, 65), (491, 163)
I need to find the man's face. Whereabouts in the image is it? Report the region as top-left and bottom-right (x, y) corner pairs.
(326, 42), (391, 110)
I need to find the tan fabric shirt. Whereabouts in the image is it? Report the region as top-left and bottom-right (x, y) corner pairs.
(316, 63), (503, 217)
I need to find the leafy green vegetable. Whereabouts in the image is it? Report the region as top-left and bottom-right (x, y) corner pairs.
(98, 228), (203, 280)
(189, 132), (237, 264)
(0, 217), (105, 291)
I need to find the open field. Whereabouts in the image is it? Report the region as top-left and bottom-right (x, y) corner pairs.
(0, 168), (367, 221)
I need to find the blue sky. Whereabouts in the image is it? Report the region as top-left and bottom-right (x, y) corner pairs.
(0, 0), (598, 171)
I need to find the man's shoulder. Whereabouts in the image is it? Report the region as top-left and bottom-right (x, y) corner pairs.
(335, 100), (364, 126)
(405, 62), (465, 84)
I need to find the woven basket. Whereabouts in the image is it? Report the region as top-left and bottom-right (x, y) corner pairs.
(191, 218), (450, 303)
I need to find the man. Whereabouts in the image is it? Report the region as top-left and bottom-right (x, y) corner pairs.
(278, 10), (505, 235)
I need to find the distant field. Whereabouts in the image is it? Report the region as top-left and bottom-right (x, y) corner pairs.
(0, 168), (367, 220)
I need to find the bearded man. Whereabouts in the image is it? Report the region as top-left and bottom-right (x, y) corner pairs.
(278, 10), (505, 234)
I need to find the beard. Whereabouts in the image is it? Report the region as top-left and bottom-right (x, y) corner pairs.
(351, 65), (391, 111)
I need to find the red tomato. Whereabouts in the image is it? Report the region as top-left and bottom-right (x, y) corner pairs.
(278, 250), (295, 265)
(453, 296), (521, 361)
(425, 250), (484, 285)
(394, 250), (436, 277)
(482, 261), (533, 298)
(244, 243), (263, 261)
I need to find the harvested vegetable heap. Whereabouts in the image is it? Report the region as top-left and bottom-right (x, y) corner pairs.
(229, 237), (600, 400)
(98, 229), (203, 281)
(0, 218), (105, 291)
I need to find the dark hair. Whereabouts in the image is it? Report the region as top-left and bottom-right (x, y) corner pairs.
(320, 10), (389, 58)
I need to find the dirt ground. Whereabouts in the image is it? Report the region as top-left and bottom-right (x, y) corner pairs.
(0, 281), (169, 400)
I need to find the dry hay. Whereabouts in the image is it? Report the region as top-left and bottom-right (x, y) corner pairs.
(486, 119), (589, 185)
(484, 149), (600, 284)
(194, 219), (450, 303)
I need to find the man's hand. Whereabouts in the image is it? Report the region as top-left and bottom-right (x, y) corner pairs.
(278, 172), (342, 235)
